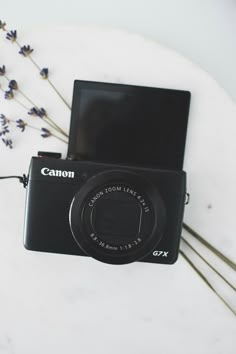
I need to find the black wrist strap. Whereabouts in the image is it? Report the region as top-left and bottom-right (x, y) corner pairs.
(0, 174), (28, 188)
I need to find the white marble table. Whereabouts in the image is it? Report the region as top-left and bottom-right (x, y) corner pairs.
(0, 26), (235, 354)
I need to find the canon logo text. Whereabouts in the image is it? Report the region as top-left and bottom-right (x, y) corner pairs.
(41, 167), (75, 178)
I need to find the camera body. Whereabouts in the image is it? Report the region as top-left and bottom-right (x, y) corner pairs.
(24, 155), (186, 265)
(23, 80), (191, 265)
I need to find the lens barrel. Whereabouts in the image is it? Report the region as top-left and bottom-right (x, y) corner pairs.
(69, 170), (166, 264)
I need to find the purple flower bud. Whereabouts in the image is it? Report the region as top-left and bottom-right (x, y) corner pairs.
(19, 45), (33, 57)
(4, 90), (14, 100)
(0, 65), (6, 76)
(6, 30), (17, 42)
(0, 114), (9, 126)
(0, 125), (10, 136)
(8, 80), (18, 90)
(28, 107), (46, 118)
(2, 138), (13, 149)
(40, 68), (49, 79)
(38, 108), (47, 118)
(0, 20), (6, 31)
(16, 119), (27, 132)
(28, 107), (39, 116)
(41, 128), (51, 138)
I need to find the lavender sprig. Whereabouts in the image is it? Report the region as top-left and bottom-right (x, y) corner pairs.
(4, 89), (14, 100)
(28, 106), (68, 138)
(2, 138), (13, 148)
(6, 30), (17, 42)
(39, 127), (67, 143)
(0, 114), (9, 126)
(2, 67), (38, 107)
(183, 223), (236, 271)
(0, 125), (10, 136)
(8, 80), (18, 90)
(28, 107), (46, 118)
(41, 127), (51, 138)
(0, 20), (6, 31)
(180, 249), (236, 316)
(2, 22), (71, 110)
(19, 45), (33, 57)
(0, 114), (12, 148)
(15, 118), (67, 143)
(0, 85), (29, 110)
(1, 66), (68, 137)
(40, 68), (48, 79)
(16, 118), (27, 132)
(0, 65), (6, 75)
(0, 116), (68, 146)
(0, 81), (68, 139)
(27, 105), (68, 139)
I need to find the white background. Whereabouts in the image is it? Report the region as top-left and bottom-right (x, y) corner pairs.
(0, 3), (235, 354)
(1, 0), (236, 101)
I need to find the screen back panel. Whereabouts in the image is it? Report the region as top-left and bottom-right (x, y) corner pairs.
(68, 80), (191, 170)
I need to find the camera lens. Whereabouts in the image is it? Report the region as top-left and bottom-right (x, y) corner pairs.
(91, 196), (142, 243)
(69, 170), (166, 265)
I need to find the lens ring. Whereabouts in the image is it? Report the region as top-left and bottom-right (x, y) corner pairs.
(82, 183), (154, 248)
(69, 170), (166, 264)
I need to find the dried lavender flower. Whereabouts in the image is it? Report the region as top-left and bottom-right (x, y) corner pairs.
(0, 114), (9, 126)
(8, 80), (18, 90)
(0, 20), (6, 31)
(41, 127), (51, 138)
(28, 107), (46, 118)
(38, 108), (46, 118)
(19, 45), (33, 57)
(0, 65), (6, 76)
(6, 30), (17, 42)
(4, 89), (14, 100)
(0, 125), (10, 136)
(2, 138), (13, 149)
(40, 68), (49, 79)
(16, 119), (27, 132)
(28, 107), (38, 116)
(3, 22), (71, 110)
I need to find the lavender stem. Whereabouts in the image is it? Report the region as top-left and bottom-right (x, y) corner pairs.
(44, 115), (68, 138)
(8, 118), (68, 144)
(181, 237), (236, 292)
(3, 75), (68, 137)
(180, 249), (236, 317)
(14, 40), (71, 110)
(0, 87), (28, 110)
(46, 79), (71, 110)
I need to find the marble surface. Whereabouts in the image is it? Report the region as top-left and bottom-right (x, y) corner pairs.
(0, 26), (235, 354)
(2, 1), (236, 101)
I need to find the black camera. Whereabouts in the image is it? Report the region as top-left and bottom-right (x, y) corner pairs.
(24, 80), (191, 265)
